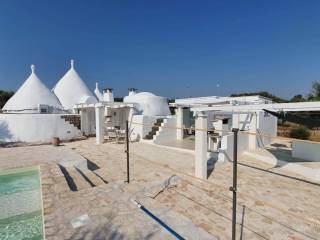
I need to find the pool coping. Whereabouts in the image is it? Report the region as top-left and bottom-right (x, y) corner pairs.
(0, 165), (39, 176)
(39, 165), (46, 240)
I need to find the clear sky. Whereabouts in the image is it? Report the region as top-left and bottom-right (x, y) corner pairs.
(0, 1), (319, 99)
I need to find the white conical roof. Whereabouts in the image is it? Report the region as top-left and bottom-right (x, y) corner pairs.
(94, 82), (103, 101)
(53, 60), (97, 109)
(2, 65), (62, 112)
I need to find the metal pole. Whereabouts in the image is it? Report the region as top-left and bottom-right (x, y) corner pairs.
(126, 120), (130, 183)
(230, 128), (238, 240)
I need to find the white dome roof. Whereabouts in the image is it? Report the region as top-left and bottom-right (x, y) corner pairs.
(53, 60), (97, 109)
(2, 65), (62, 112)
(124, 91), (170, 116)
(133, 92), (156, 97)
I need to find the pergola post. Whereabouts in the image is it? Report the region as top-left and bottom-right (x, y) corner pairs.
(249, 112), (257, 150)
(232, 113), (240, 129)
(195, 111), (208, 179)
(176, 107), (184, 140)
(95, 106), (105, 144)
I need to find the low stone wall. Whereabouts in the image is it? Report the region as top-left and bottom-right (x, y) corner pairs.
(218, 132), (250, 162)
(0, 114), (82, 143)
(292, 140), (320, 162)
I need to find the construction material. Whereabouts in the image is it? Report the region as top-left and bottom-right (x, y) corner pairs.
(144, 175), (181, 199)
(70, 214), (90, 229)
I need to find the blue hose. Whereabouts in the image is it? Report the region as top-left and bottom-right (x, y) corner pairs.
(132, 200), (185, 240)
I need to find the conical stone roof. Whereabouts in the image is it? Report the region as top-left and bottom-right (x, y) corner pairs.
(53, 60), (97, 109)
(2, 65), (62, 113)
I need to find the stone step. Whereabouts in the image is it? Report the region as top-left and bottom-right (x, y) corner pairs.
(77, 168), (108, 186)
(156, 118), (164, 124)
(143, 118), (166, 140)
(94, 168), (121, 182)
(61, 115), (81, 130)
(64, 166), (93, 191)
(144, 134), (154, 140)
(152, 126), (160, 131)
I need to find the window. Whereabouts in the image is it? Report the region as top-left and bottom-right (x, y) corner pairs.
(222, 119), (229, 124)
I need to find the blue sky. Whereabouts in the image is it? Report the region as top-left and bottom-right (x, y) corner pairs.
(0, 1), (320, 99)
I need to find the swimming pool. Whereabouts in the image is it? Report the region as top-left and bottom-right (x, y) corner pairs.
(0, 167), (44, 240)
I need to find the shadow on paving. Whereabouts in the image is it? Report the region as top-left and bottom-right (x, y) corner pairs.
(70, 222), (160, 240)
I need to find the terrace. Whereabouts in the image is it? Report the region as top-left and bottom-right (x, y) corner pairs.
(0, 138), (319, 239)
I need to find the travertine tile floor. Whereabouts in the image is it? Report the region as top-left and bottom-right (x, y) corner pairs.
(0, 138), (319, 239)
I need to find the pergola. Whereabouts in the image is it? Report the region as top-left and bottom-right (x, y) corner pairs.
(74, 102), (134, 144)
(190, 101), (320, 179)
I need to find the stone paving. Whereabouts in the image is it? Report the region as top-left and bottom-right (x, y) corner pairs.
(158, 136), (195, 150)
(0, 138), (320, 239)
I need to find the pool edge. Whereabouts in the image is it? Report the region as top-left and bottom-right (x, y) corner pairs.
(38, 165), (46, 240)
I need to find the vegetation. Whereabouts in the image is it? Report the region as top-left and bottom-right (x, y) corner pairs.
(230, 91), (287, 103)
(289, 126), (311, 140)
(230, 81), (320, 103)
(307, 81), (320, 101)
(114, 97), (123, 102)
(290, 94), (305, 102)
(0, 90), (14, 109)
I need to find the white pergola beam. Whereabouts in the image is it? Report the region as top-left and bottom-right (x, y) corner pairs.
(191, 101), (320, 113)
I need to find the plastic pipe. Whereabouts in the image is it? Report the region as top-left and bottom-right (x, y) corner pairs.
(131, 200), (185, 240)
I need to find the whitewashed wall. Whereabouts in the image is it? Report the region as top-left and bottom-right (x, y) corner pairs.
(257, 111), (277, 147)
(0, 114), (82, 143)
(232, 113), (253, 130)
(129, 115), (157, 141)
(105, 107), (130, 130)
(232, 111), (277, 148)
(218, 132), (250, 162)
(80, 108), (95, 135)
(292, 140), (320, 162)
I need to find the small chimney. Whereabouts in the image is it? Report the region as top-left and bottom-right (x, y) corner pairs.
(128, 88), (138, 96)
(103, 88), (114, 102)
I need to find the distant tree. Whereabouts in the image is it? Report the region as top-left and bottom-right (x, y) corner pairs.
(290, 94), (305, 102)
(114, 97), (123, 102)
(289, 126), (311, 140)
(0, 90), (14, 109)
(167, 98), (175, 104)
(309, 81), (320, 101)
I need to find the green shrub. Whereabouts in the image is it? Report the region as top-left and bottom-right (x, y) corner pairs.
(289, 126), (311, 140)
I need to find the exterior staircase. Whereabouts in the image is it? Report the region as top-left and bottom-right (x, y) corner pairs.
(144, 118), (164, 140)
(61, 115), (81, 130)
(142, 117), (178, 144)
(58, 161), (108, 192)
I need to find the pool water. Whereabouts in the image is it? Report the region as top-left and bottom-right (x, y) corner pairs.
(0, 167), (44, 240)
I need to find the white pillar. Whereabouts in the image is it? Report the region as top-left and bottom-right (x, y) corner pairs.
(232, 113), (240, 129)
(80, 109), (89, 135)
(195, 111), (208, 179)
(128, 107), (134, 122)
(249, 112), (257, 150)
(176, 107), (184, 140)
(95, 106), (105, 144)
